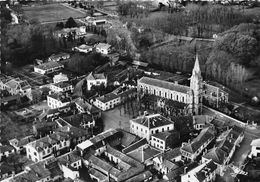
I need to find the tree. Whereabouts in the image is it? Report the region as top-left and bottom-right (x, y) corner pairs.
(65, 17), (77, 28)
(56, 22), (64, 30)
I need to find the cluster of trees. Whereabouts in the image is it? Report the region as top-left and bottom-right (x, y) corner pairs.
(118, 2), (149, 18)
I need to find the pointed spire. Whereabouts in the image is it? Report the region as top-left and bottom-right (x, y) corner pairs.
(192, 53), (201, 77)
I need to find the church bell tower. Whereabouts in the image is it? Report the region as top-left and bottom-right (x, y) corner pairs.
(190, 53), (203, 115)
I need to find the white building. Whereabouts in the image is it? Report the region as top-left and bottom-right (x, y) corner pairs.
(48, 52), (70, 62)
(95, 43), (111, 55)
(130, 113), (174, 141)
(25, 133), (70, 162)
(50, 81), (73, 93)
(249, 138), (260, 158)
(47, 93), (71, 109)
(34, 61), (64, 75)
(150, 131), (175, 151)
(181, 160), (217, 182)
(86, 72), (107, 90)
(73, 44), (93, 54)
(53, 73), (69, 83)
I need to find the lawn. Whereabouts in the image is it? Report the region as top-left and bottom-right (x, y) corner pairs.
(22, 4), (86, 23)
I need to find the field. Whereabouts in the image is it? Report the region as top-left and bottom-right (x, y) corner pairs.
(22, 3), (86, 23)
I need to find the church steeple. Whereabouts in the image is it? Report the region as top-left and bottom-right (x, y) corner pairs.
(192, 53), (202, 79)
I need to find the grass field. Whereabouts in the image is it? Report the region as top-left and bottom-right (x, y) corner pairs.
(22, 4), (86, 23)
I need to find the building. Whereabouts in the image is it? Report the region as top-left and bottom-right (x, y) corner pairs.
(150, 131), (179, 151)
(181, 126), (215, 161)
(0, 162), (15, 181)
(50, 81), (73, 93)
(130, 113), (174, 141)
(73, 44), (93, 54)
(53, 73), (69, 83)
(0, 144), (15, 161)
(86, 72), (107, 90)
(48, 52), (70, 62)
(1, 77), (32, 100)
(95, 43), (111, 55)
(193, 115), (213, 130)
(9, 135), (36, 154)
(34, 61), (64, 75)
(59, 113), (96, 129)
(181, 160), (217, 182)
(47, 93), (71, 109)
(249, 138), (260, 158)
(138, 54), (229, 114)
(75, 98), (101, 119)
(55, 26), (86, 38)
(94, 86), (136, 111)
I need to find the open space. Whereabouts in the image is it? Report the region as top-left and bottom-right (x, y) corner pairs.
(22, 3), (86, 23)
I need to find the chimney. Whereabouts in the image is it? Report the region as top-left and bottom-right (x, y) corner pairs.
(184, 166), (188, 174)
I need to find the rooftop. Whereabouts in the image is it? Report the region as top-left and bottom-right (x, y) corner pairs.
(131, 113), (174, 129)
(62, 113), (93, 128)
(181, 127), (215, 154)
(138, 76), (191, 94)
(35, 61), (63, 70)
(86, 72), (106, 81)
(152, 131), (173, 141)
(74, 98), (100, 113)
(77, 44), (93, 50)
(5, 78), (31, 90)
(195, 160), (218, 182)
(203, 147), (227, 165)
(95, 43), (111, 50)
(251, 138), (260, 147)
(122, 138), (148, 154)
(52, 81), (72, 89)
(127, 145), (161, 162)
(47, 93), (71, 103)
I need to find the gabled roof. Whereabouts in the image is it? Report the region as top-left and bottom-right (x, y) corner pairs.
(251, 138), (260, 147)
(117, 129), (140, 148)
(35, 61), (63, 70)
(62, 113), (93, 128)
(195, 160), (218, 182)
(0, 145), (14, 153)
(181, 127), (215, 154)
(127, 145), (161, 162)
(158, 147), (181, 161)
(152, 131), (173, 141)
(131, 114), (174, 129)
(5, 78), (31, 90)
(122, 138), (147, 154)
(95, 43), (111, 50)
(86, 72), (106, 80)
(52, 81), (72, 89)
(203, 147), (227, 165)
(138, 76), (191, 94)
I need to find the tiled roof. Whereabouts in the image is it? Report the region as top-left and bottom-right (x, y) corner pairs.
(75, 98), (100, 113)
(56, 125), (88, 138)
(152, 131), (173, 141)
(195, 160), (218, 182)
(95, 43), (111, 50)
(86, 72), (106, 80)
(0, 162), (15, 176)
(48, 93), (71, 103)
(138, 76), (191, 94)
(5, 78), (31, 90)
(56, 150), (81, 166)
(52, 81), (72, 88)
(131, 114), (174, 129)
(62, 113), (93, 128)
(35, 61), (63, 70)
(181, 127), (215, 154)
(125, 170), (152, 182)
(78, 44), (93, 50)
(0, 145), (14, 153)
(122, 138), (147, 154)
(88, 168), (108, 181)
(127, 145), (161, 162)
(159, 148), (181, 161)
(203, 147), (226, 165)
(117, 129), (140, 148)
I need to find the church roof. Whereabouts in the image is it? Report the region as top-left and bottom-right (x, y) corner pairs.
(138, 77), (191, 94)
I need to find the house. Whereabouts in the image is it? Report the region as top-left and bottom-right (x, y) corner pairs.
(0, 94), (21, 108)
(34, 61), (64, 75)
(125, 170), (152, 182)
(153, 148), (182, 176)
(33, 121), (58, 138)
(193, 115), (213, 130)
(129, 113), (174, 141)
(60, 113), (96, 129)
(73, 44), (93, 54)
(53, 73), (69, 83)
(48, 52), (70, 62)
(2, 77), (32, 100)
(9, 135), (36, 154)
(95, 43), (111, 55)
(181, 126), (215, 161)
(202, 125), (244, 175)
(74, 98), (101, 119)
(47, 93), (71, 109)
(0, 144), (15, 161)
(132, 60), (149, 68)
(150, 131), (179, 151)
(25, 132), (71, 162)
(181, 160), (217, 182)
(0, 162), (15, 181)
(249, 138), (260, 158)
(86, 72), (107, 90)
(50, 81), (73, 93)
(94, 87), (136, 111)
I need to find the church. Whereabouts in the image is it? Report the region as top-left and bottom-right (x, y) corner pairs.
(137, 54), (228, 115)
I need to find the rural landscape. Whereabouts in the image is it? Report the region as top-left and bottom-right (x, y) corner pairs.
(1, 0), (260, 182)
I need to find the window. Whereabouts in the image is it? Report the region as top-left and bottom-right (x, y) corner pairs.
(34, 152), (37, 156)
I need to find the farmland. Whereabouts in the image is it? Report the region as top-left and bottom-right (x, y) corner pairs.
(22, 3), (86, 23)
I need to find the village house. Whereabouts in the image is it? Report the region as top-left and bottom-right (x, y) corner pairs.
(181, 126), (215, 161)
(0, 162), (15, 181)
(249, 138), (260, 158)
(48, 52), (70, 62)
(95, 43), (112, 55)
(74, 98), (101, 119)
(55, 26), (87, 38)
(9, 135), (36, 154)
(193, 115), (213, 131)
(94, 86), (136, 111)
(53, 72), (69, 83)
(73, 44), (93, 54)
(181, 160), (217, 182)
(50, 81), (73, 93)
(86, 72), (107, 91)
(47, 93), (71, 109)
(130, 113), (174, 141)
(150, 131), (179, 151)
(0, 77), (32, 100)
(202, 125), (244, 175)
(34, 61), (64, 75)
(0, 144), (15, 161)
